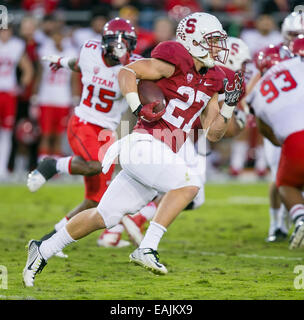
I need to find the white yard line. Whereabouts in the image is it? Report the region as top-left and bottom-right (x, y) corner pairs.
(161, 247), (304, 261)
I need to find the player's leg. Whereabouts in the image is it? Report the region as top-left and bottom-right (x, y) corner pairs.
(23, 169), (157, 286)
(27, 155), (102, 192)
(229, 127), (249, 176)
(37, 106), (54, 160)
(263, 138), (288, 242)
(254, 132), (267, 177)
(51, 107), (70, 158)
(275, 131), (304, 249)
(38, 115), (120, 249)
(27, 114), (111, 191)
(122, 198), (159, 246)
(40, 197), (98, 241)
(279, 186), (304, 249)
(0, 92), (16, 180)
(120, 136), (200, 273)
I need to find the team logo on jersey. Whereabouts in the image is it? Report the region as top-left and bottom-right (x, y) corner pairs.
(93, 66), (100, 74)
(187, 73), (193, 83)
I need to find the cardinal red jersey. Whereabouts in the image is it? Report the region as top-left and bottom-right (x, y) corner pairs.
(133, 41), (225, 152)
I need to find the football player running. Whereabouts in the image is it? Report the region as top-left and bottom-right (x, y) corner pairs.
(121, 36), (250, 247)
(27, 18), (139, 251)
(23, 12), (244, 286)
(246, 35), (304, 250)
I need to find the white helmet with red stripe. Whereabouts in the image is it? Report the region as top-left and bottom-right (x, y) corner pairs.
(282, 10), (304, 43)
(176, 12), (229, 68)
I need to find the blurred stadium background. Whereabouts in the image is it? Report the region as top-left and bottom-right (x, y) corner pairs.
(0, 0), (303, 184)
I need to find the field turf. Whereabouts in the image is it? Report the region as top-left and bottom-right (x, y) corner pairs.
(1, 182), (304, 300)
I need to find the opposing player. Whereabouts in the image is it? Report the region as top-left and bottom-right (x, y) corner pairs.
(0, 24), (33, 180)
(253, 45), (294, 242)
(242, 9), (304, 242)
(27, 18), (138, 250)
(33, 27), (79, 160)
(23, 12), (244, 286)
(246, 35), (304, 249)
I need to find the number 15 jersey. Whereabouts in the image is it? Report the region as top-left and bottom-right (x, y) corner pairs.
(75, 40), (129, 131)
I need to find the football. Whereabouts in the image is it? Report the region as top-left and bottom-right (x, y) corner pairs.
(137, 79), (166, 113)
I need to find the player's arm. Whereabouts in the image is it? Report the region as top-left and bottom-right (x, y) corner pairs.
(202, 72), (244, 142)
(255, 117), (281, 146)
(42, 55), (81, 73)
(118, 58), (175, 120)
(18, 52), (34, 88)
(201, 93), (232, 142)
(218, 100), (246, 138)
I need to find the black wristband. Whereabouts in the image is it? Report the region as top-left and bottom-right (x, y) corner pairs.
(133, 104), (143, 117)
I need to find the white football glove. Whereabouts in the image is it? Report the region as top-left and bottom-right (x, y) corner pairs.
(42, 55), (64, 71)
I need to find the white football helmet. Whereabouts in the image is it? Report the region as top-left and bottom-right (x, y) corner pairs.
(281, 10), (304, 43)
(225, 37), (251, 72)
(176, 12), (229, 68)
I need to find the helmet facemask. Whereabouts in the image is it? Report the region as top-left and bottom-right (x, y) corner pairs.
(102, 18), (137, 66)
(103, 33), (136, 65)
(197, 32), (229, 67)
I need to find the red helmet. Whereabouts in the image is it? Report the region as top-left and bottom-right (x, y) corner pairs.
(289, 35), (304, 57)
(102, 18), (137, 65)
(15, 118), (40, 145)
(254, 44), (292, 74)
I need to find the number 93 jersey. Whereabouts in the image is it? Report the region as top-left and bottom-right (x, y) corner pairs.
(247, 56), (304, 144)
(75, 39), (129, 131)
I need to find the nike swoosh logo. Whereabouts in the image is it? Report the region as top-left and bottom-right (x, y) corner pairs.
(204, 82), (213, 86)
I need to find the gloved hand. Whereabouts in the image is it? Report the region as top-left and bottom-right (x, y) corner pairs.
(134, 101), (166, 123)
(223, 71), (244, 106)
(42, 55), (63, 72)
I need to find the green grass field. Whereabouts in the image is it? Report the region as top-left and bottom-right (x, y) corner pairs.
(1, 182), (304, 300)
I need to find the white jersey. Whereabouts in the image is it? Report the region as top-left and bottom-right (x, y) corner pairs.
(38, 41), (77, 107)
(75, 39), (137, 131)
(247, 56), (304, 144)
(0, 37), (25, 93)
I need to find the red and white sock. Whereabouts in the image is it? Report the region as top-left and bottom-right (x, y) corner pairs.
(56, 156), (73, 174)
(108, 224), (124, 234)
(290, 204), (304, 224)
(139, 201), (157, 221)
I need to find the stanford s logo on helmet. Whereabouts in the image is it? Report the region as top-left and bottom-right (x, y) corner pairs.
(102, 18), (137, 65)
(176, 12), (229, 68)
(224, 37), (252, 81)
